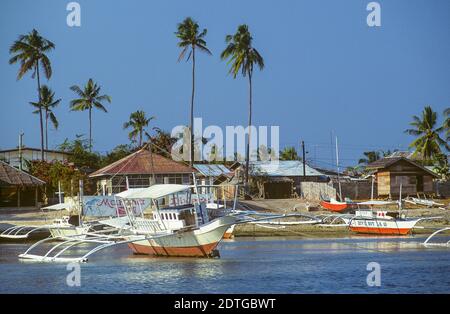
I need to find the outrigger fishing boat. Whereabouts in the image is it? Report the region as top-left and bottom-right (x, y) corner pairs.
(18, 183), (320, 262)
(0, 202), (88, 239)
(321, 198), (442, 235)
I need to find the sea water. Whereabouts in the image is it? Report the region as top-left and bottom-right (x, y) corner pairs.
(0, 236), (449, 293)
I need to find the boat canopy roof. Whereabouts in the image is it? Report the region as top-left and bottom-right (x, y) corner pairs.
(42, 203), (70, 211)
(117, 184), (192, 199)
(115, 188), (148, 198)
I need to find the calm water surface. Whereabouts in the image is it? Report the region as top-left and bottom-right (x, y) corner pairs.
(0, 236), (449, 293)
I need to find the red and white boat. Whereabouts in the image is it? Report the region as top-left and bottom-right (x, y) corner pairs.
(320, 198), (355, 212)
(347, 209), (421, 235)
(343, 201), (436, 235)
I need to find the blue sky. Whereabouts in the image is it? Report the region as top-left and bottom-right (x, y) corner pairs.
(1, 0), (449, 169)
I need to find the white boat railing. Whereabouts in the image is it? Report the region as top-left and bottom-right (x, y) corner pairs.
(423, 227), (450, 247)
(0, 225), (49, 239)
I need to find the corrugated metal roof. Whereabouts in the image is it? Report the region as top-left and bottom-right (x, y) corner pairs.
(366, 157), (439, 177)
(89, 148), (194, 177)
(249, 161), (326, 177)
(193, 164), (232, 177)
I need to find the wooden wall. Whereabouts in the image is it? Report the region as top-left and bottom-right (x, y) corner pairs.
(377, 171), (390, 196)
(376, 160), (436, 196)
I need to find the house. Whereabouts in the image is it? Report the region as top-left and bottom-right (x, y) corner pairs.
(0, 147), (71, 171)
(249, 161), (330, 199)
(193, 163), (235, 199)
(0, 160), (45, 208)
(89, 148), (195, 195)
(365, 157), (439, 197)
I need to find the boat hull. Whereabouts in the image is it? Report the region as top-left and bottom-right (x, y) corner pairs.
(223, 225), (235, 239)
(320, 201), (352, 212)
(128, 216), (236, 257)
(349, 218), (418, 235)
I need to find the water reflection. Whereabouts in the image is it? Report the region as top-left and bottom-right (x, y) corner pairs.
(0, 236), (449, 293)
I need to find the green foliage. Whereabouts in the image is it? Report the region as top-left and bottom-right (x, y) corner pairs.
(220, 24), (264, 78)
(9, 29), (54, 80)
(28, 160), (85, 199)
(123, 110), (155, 147)
(280, 147), (300, 161)
(433, 153), (450, 181)
(149, 128), (177, 158)
(175, 17), (212, 61)
(358, 151), (381, 165)
(58, 135), (102, 171)
(70, 78), (111, 151)
(405, 106), (448, 160)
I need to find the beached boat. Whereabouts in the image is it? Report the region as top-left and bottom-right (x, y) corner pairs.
(320, 198), (355, 212)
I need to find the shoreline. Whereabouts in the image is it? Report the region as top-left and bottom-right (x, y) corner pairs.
(1, 200), (449, 243)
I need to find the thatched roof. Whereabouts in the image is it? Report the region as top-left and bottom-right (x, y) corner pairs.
(0, 161), (45, 186)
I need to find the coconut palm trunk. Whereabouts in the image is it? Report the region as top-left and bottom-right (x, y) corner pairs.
(190, 46), (196, 166)
(89, 107), (92, 151)
(45, 110), (48, 150)
(35, 62), (45, 160)
(245, 72), (253, 185)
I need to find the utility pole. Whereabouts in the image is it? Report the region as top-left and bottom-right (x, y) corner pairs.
(18, 132), (24, 170)
(301, 140), (306, 178)
(335, 136), (343, 201)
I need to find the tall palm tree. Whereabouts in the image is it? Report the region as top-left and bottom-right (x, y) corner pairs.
(175, 17), (212, 166)
(30, 85), (61, 150)
(221, 24), (264, 186)
(123, 110), (155, 147)
(69, 78), (111, 151)
(9, 29), (55, 160)
(405, 106), (448, 160)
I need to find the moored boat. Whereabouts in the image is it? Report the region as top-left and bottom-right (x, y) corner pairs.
(348, 209), (420, 235)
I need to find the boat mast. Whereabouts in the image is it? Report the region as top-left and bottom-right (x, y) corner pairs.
(78, 179), (83, 227)
(192, 172), (204, 225)
(335, 136), (343, 201)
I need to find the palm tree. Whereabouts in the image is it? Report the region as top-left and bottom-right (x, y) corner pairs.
(358, 151), (381, 165)
(123, 110), (155, 147)
(30, 85), (61, 150)
(221, 24), (264, 187)
(9, 29), (55, 160)
(69, 79), (111, 151)
(405, 106), (448, 160)
(175, 17), (212, 166)
(280, 147), (299, 161)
